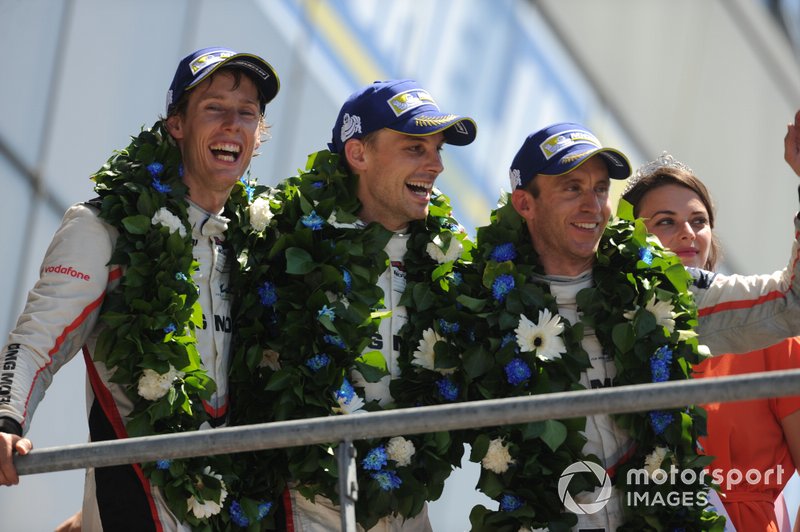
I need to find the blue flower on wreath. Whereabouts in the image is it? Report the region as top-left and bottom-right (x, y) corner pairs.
(504, 358), (532, 386)
(492, 274), (515, 302)
(371, 470), (402, 491)
(229, 500), (249, 527)
(342, 269), (352, 293)
(177, 163), (184, 177)
(301, 210), (325, 230)
(318, 305), (336, 320)
(163, 323), (177, 334)
(151, 177), (171, 194)
(312, 181), (324, 189)
(649, 410), (673, 435)
(335, 378), (356, 403)
(155, 459), (171, 470)
(229, 500), (273, 527)
(639, 246), (654, 265)
(147, 162), (164, 178)
(305, 354), (330, 372)
(258, 281), (277, 307)
(174, 272), (187, 282)
(436, 378), (459, 402)
(438, 319), (460, 334)
(490, 242), (518, 262)
(362, 446), (388, 471)
(239, 177), (255, 201)
(500, 333), (520, 353)
(323, 334), (346, 349)
(450, 271), (463, 286)
(650, 345), (673, 383)
(499, 493), (523, 512)
(256, 503), (272, 520)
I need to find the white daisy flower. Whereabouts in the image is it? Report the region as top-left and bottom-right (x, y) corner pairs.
(481, 437), (515, 474)
(386, 436), (416, 467)
(645, 297), (676, 333)
(425, 234), (463, 264)
(186, 467), (228, 519)
(411, 328), (455, 374)
(248, 196), (273, 232)
(137, 365), (183, 401)
(515, 309), (566, 361)
(151, 207), (186, 237)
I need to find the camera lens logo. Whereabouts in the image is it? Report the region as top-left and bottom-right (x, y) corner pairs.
(558, 461), (612, 515)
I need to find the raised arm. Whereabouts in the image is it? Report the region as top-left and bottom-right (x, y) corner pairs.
(692, 111), (800, 354)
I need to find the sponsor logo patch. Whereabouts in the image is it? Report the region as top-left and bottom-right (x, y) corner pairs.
(387, 89), (437, 117)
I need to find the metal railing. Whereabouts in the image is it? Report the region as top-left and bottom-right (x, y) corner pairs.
(13, 369), (800, 530)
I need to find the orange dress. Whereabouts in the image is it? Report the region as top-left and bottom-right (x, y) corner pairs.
(694, 338), (800, 531)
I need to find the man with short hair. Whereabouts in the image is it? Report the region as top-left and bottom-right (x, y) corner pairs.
(0, 47), (280, 530)
(501, 120), (800, 530)
(278, 79), (476, 530)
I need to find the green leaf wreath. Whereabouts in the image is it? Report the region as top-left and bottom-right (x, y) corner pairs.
(90, 121), (276, 530)
(397, 195), (726, 531)
(226, 149), (474, 529)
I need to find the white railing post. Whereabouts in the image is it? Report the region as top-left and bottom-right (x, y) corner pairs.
(337, 439), (358, 532)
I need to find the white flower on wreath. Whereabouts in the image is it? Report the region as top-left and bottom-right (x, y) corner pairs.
(515, 309), (566, 361)
(258, 349), (281, 370)
(625, 296), (676, 333)
(643, 446), (671, 479)
(332, 384), (366, 415)
(327, 210), (363, 229)
(186, 466), (228, 519)
(412, 328), (456, 374)
(425, 234), (463, 264)
(248, 196), (273, 232)
(481, 437), (515, 474)
(519, 527), (549, 532)
(386, 436), (416, 467)
(137, 365), (184, 401)
(151, 207), (186, 237)
(351, 370), (393, 406)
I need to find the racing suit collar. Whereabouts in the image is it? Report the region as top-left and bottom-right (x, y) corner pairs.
(186, 199), (230, 237)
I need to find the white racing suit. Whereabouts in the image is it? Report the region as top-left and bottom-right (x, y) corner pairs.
(0, 200), (233, 531)
(285, 231), (432, 531)
(536, 215), (800, 531)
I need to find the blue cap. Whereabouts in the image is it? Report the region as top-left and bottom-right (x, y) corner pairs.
(329, 79), (477, 154)
(166, 47), (280, 115)
(509, 122), (631, 190)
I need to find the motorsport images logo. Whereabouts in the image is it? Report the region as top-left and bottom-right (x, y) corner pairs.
(557, 461), (612, 514)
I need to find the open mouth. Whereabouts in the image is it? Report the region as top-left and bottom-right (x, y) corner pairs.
(572, 222), (599, 230)
(406, 181), (432, 198)
(210, 142), (241, 163)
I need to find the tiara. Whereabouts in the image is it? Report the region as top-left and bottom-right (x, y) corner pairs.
(622, 151), (694, 195)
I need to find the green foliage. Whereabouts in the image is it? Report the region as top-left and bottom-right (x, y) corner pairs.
(92, 121), (277, 529)
(227, 150), (473, 528)
(396, 196), (721, 530)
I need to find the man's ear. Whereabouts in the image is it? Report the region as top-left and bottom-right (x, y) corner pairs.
(165, 114), (184, 141)
(344, 139), (368, 172)
(511, 188), (535, 220)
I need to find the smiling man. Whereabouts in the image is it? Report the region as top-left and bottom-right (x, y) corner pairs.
(494, 120), (800, 530)
(279, 79), (476, 531)
(331, 79), (476, 231)
(0, 47), (279, 530)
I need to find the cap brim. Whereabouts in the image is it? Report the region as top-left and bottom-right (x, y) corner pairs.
(387, 115), (477, 146)
(545, 147), (631, 180)
(188, 53), (280, 108)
